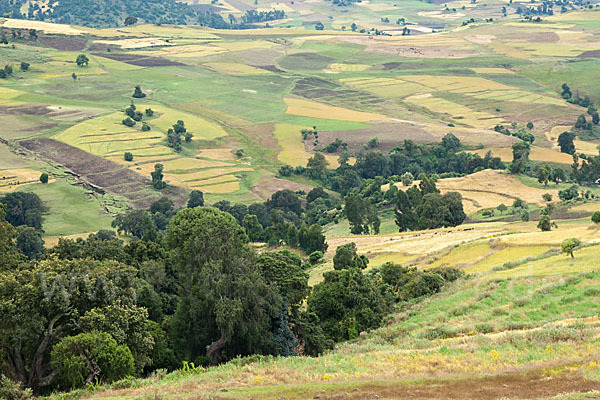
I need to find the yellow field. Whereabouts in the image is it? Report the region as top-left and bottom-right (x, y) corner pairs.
(570, 202), (600, 213)
(471, 67), (515, 74)
(487, 243), (600, 280)
(93, 38), (173, 49)
(149, 106), (228, 140)
(472, 146), (575, 165)
(203, 62), (270, 75)
(0, 18), (84, 34)
(54, 112), (170, 157)
(433, 169), (560, 212)
(138, 44), (227, 58)
(340, 77), (429, 98)
(274, 123), (340, 167)
(464, 245), (553, 274)
(196, 148), (235, 161)
(284, 97), (391, 123)
(0, 168), (48, 192)
(405, 93), (504, 129)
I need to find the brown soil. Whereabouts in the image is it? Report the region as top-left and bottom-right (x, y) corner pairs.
(252, 176), (313, 201)
(578, 49), (600, 58)
(19, 138), (188, 208)
(38, 34), (87, 51)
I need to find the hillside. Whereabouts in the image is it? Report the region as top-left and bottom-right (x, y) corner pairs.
(1, 4), (600, 400)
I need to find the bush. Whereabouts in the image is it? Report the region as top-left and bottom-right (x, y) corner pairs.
(401, 272), (445, 299)
(142, 123), (151, 131)
(592, 211), (600, 224)
(51, 332), (135, 389)
(124, 152), (133, 162)
(0, 375), (32, 400)
(39, 172), (48, 184)
(309, 251), (323, 264)
(122, 117), (136, 127)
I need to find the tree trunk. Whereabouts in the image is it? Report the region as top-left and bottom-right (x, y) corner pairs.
(571, 251), (574, 258)
(206, 328), (228, 362)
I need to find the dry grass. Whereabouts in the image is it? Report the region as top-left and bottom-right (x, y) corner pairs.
(0, 18), (84, 34)
(203, 62), (270, 75)
(0, 168), (48, 192)
(93, 38), (173, 49)
(284, 97), (391, 123)
(471, 146), (574, 165)
(274, 123), (340, 167)
(471, 67), (515, 74)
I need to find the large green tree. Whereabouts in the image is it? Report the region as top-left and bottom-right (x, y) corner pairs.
(166, 207), (280, 362)
(0, 259), (138, 392)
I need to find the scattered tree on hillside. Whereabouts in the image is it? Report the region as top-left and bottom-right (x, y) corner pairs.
(591, 211), (600, 224)
(124, 16), (138, 25)
(510, 141), (530, 173)
(561, 238), (581, 258)
(76, 54), (89, 67)
(151, 164), (166, 190)
(187, 190), (204, 208)
(20, 62), (29, 71)
(558, 131), (576, 154)
(39, 172), (48, 184)
(132, 85), (146, 98)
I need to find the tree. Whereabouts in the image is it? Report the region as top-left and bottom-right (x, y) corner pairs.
(151, 164), (166, 190)
(520, 209), (530, 222)
(279, 165), (293, 177)
(315, 21), (324, 30)
(0, 192), (44, 230)
(124, 152), (133, 162)
(527, 122), (534, 129)
(71, 73), (77, 81)
(150, 196), (174, 216)
(537, 214), (552, 231)
(558, 131), (575, 154)
(0, 206), (22, 270)
(510, 141), (530, 174)
(79, 302), (155, 372)
(124, 16), (138, 26)
(307, 153), (329, 178)
(75, 54), (89, 67)
(344, 194), (379, 235)
(497, 203), (507, 214)
(51, 332), (134, 390)
(591, 211), (600, 224)
(537, 165), (552, 186)
(542, 193), (553, 202)
(0, 259), (138, 392)
(267, 190), (302, 215)
(307, 269), (390, 341)
(401, 172), (414, 186)
(558, 185), (579, 201)
(122, 117), (135, 127)
(561, 238), (581, 258)
(20, 62), (30, 72)
(298, 224), (328, 254)
(166, 208), (280, 363)
(132, 85), (146, 98)
(16, 226), (44, 260)
(333, 242), (368, 270)
(395, 189), (417, 232)
(242, 214), (263, 242)
(185, 190), (203, 209)
(39, 173), (49, 184)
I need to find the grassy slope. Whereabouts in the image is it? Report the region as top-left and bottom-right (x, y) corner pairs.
(59, 270), (600, 400)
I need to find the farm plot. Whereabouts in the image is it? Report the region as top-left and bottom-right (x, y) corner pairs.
(19, 138), (188, 208)
(405, 93), (504, 129)
(284, 97), (391, 122)
(0, 168), (47, 192)
(274, 123), (340, 167)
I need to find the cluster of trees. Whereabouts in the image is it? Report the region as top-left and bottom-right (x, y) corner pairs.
(494, 123), (535, 144)
(112, 189), (330, 254)
(394, 177), (466, 231)
(0, 190), (463, 395)
(239, 9), (285, 23)
(122, 101), (151, 131)
(0, 192), (45, 260)
(166, 120), (191, 152)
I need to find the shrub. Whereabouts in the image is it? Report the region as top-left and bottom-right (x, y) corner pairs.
(122, 117), (136, 127)
(0, 375), (32, 400)
(592, 211), (600, 224)
(124, 152), (133, 162)
(39, 172), (48, 184)
(309, 251), (323, 264)
(51, 331), (135, 389)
